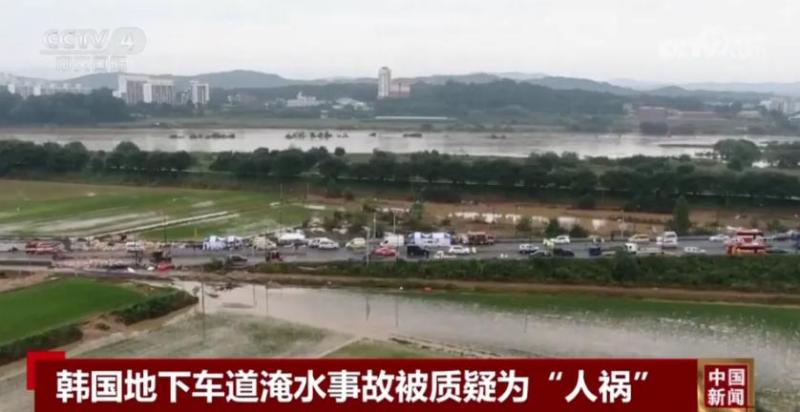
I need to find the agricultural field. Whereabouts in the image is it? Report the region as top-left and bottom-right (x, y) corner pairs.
(0, 179), (321, 240)
(0, 278), (149, 344)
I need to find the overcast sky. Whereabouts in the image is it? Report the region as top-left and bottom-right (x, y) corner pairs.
(2, 0), (799, 83)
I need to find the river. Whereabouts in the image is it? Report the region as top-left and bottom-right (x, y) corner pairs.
(2, 128), (798, 158)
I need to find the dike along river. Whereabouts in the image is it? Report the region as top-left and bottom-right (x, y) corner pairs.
(2, 128), (799, 158)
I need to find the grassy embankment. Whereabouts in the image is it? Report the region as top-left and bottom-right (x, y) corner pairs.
(0, 278), (147, 344)
(0, 277), (198, 363)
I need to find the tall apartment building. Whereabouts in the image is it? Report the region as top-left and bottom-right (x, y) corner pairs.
(116, 74), (175, 105)
(189, 80), (210, 105)
(378, 67), (391, 99)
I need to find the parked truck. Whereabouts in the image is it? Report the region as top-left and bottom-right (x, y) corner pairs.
(464, 231), (496, 246)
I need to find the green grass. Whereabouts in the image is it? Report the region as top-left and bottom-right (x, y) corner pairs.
(0, 179), (320, 239)
(406, 290), (800, 335)
(325, 339), (447, 358)
(0, 278), (149, 344)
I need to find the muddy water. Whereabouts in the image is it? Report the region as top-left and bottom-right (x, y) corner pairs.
(180, 282), (800, 396)
(3, 128), (800, 158)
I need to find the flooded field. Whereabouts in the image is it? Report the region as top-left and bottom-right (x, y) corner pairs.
(1, 282), (797, 410)
(2, 128), (799, 158)
(182, 283), (799, 407)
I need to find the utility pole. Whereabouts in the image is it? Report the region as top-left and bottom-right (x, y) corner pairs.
(365, 226), (371, 265)
(393, 212), (398, 262)
(278, 184), (284, 227)
(372, 212), (377, 242)
(200, 281), (206, 342)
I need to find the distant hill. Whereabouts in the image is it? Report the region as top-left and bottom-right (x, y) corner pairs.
(67, 72), (120, 89)
(8, 68), (795, 99)
(525, 76), (638, 96)
(682, 82), (800, 97)
(66, 70), (299, 91)
(648, 85), (768, 101)
(608, 78), (668, 91)
(406, 72), (505, 85)
(185, 70), (295, 89)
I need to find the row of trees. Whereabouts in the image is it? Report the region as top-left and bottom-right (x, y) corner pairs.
(209, 146), (800, 209)
(0, 140), (192, 176)
(4, 140), (800, 210)
(713, 139), (800, 170)
(0, 89), (129, 125)
(377, 80), (627, 117)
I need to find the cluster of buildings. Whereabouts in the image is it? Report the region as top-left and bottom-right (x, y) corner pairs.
(1, 73), (87, 98)
(115, 74), (210, 106)
(759, 96), (800, 116)
(377, 67), (412, 99)
(260, 92), (370, 113)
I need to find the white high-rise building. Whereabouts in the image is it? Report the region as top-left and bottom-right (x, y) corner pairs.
(189, 80), (210, 105)
(378, 66), (391, 99)
(116, 74), (175, 105)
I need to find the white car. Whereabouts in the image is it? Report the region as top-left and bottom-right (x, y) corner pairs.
(657, 232), (679, 249)
(683, 246), (707, 255)
(345, 237), (366, 249)
(708, 234), (730, 243)
(551, 235), (571, 245)
(307, 238), (322, 248)
(433, 250), (456, 260)
(448, 245), (473, 255)
(518, 244), (539, 254)
(627, 234), (651, 244)
(317, 239), (340, 250)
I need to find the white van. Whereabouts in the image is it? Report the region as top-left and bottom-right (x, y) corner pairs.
(656, 231), (679, 249)
(125, 241), (144, 253)
(380, 234), (405, 248)
(277, 231), (306, 245)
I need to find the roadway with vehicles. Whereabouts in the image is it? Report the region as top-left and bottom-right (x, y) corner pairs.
(0, 236), (797, 270)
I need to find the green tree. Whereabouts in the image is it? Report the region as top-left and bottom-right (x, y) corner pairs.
(544, 218), (563, 238)
(568, 224), (589, 238)
(409, 201), (425, 222)
(516, 216), (533, 233)
(671, 196), (691, 235)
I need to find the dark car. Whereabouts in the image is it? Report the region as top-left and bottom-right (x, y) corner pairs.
(529, 250), (552, 258)
(766, 248), (788, 255)
(553, 248), (575, 257)
(588, 245), (602, 257)
(406, 244), (431, 258)
(225, 255), (249, 266)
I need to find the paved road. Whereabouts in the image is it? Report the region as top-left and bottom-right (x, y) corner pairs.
(1, 238), (797, 268)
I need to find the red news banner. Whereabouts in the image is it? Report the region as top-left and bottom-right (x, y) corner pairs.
(29, 356), (755, 412)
